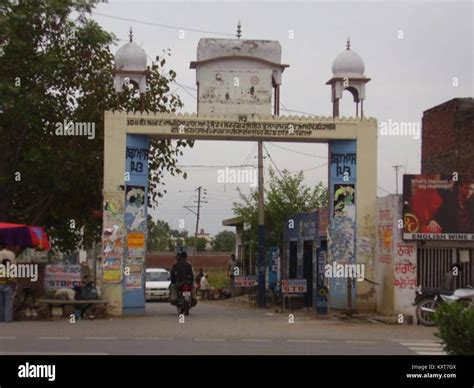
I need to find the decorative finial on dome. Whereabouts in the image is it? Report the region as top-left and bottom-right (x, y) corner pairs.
(129, 27), (133, 43)
(346, 36), (351, 50)
(236, 20), (242, 39)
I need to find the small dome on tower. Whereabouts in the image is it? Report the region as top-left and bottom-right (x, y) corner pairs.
(332, 38), (365, 78)
(114, 28), (147, 71)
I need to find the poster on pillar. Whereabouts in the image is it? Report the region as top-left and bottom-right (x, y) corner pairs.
(123, 135), (149, 313)
(328, 140), (357, 310)
(102, 192), (125, 284)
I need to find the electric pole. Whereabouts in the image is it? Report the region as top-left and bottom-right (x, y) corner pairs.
(193, 186), (207, 263)
(193, 186), (202, 262)
(184, 186), (206, 265)
(393, 165), (403, 194)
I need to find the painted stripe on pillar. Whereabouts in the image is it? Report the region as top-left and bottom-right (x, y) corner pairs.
(328, 140), (357, 310)
(123, 135), (150, 314)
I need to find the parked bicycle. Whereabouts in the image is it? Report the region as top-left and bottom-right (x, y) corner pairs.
(248, 282), (279, 308)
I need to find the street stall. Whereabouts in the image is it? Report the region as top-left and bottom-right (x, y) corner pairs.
(0, 222), (50, 251)
(0, 222), (51, 319)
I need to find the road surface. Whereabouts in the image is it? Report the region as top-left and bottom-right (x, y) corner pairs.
(0, 301), (444, 355)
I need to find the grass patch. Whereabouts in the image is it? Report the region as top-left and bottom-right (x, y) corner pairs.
(204, 270), (229, 289)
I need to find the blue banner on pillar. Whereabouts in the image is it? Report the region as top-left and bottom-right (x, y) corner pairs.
(315, 241), (328, 314)
(123, 135), (149, 315)
(328, 140), (357, 310)
(267, 246), (280, 291)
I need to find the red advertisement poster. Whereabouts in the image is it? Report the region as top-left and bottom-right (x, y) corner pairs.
(403, 174), (474, 241)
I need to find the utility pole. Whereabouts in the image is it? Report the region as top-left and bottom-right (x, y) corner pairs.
(184, 186), (206, 265)
(193, 186), (207, 264)
(193, 186), (202, 262)
(393, 165), (403, 195)
(257, 141), (266, 307)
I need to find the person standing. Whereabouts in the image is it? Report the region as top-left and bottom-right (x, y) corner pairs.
(0, 256), (16, 322)
(442, 264), (463, 292)
(227, 254), (237, 288)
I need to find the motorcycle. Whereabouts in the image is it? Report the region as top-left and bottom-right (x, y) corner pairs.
(176, 282), (194, 316)
(413, 285), (474, 326)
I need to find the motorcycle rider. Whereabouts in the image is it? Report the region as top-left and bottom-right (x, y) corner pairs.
(442, 263), (463, 292)
(169, 249), (194, 305)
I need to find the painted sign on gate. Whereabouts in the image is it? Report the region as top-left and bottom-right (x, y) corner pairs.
(282, 279), (307, 294)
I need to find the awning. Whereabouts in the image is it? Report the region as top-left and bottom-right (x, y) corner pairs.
(0, 223), (51, 250)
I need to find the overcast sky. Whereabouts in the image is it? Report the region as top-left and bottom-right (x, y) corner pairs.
(91, 0), (473, 236)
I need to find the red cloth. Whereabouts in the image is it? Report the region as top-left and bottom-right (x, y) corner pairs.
(411, 188), (442, 231)
(30, 226), (51, 250)
(0, 223), (50, 250)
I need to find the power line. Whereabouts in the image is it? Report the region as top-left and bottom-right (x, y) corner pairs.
(93, 12), (235, 37)
(280, 102), (319, 117)
(301, 162), (328, 172)
(138, 50), (198, 107)
(174, 82), (197, 92)
(267, 142), (327, 159)
(377, 185), (392, 194)
(177, 164), (256, 168)
(241, 143), (257, 166)
(289, 162), (328, 173)
(263, 144), (284, 178)
(172, 80), (197, 101)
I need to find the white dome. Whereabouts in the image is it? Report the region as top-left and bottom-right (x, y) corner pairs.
(332, 41), (365, 77)
(115, 41), (147, 71)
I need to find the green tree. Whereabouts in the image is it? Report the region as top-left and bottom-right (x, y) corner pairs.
(0, 0), (192, 251)
(232, 168), (327, 251)
(147, 216), (171, 251)
(170, 229), (188, 238)
(185, 236), (207, 252)
(169, 229), (188, 251)
(213, 230), (236, 252)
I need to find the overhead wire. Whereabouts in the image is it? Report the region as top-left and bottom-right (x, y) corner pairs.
(267, 142), (327, 159)
(92, 12), (235, 37)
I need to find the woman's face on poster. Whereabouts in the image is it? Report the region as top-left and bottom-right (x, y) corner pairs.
(460, 183), (474, 200)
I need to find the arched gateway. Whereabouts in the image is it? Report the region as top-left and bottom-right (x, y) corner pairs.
(101, 32), (377, 316)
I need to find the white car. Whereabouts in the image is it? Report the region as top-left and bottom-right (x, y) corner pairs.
(145, 268), (171, 301)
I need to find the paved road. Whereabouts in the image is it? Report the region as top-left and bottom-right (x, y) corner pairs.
(0, 301), (444, 355)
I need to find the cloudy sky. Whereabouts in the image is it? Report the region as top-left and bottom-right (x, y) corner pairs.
(91, 0), (472, 236)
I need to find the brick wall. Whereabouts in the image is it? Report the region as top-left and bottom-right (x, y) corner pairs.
(146, 252), (231, 271)
(422, 98), (474, 176)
